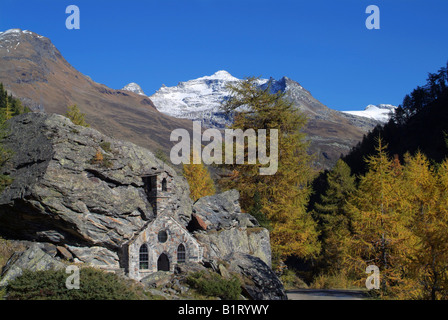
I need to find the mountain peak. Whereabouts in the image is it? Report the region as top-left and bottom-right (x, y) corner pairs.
(213, 70), (232, 77)
(122, 82), (146, 96)
(343, 104), (397, 123)
(197, 70), (239, 82)
(0, 28), (45, 40)
(0, 28), (22, 35)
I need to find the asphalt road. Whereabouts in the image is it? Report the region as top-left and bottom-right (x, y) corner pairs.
(287, 289), (368, 300)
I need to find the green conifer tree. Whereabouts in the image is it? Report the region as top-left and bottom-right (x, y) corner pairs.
(315, 159), (356, 271)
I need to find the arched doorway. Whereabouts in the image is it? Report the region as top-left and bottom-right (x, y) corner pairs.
(157, 253), (170, 271)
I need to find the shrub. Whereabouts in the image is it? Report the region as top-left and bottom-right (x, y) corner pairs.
(280, 269), (308, 290)
(89, 149), (113, 168)
(65, 105), (90, 127)
(186, 271), (241, 300)
(154, 149), (169, 164)
(309, 272), (356, 290)
(99, 141), (112, 153)
(5, 268), (144, 300)
(91, 149), (104, 164)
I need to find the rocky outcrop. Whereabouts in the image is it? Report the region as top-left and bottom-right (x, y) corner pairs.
(228, 253), (287, 300)
(192, 190), (260, 230)
(0, 243), (66, 287)
(0, 112), (191, 254)
(0, 113), (284, 300)
(191, 190), (272, 267)
(195, 228), (271, 267)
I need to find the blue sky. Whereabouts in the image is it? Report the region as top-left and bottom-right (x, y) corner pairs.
(1, 0), (447, 111)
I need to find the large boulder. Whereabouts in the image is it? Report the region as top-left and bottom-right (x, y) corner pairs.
(228, 253), (287, 300)
(192, 190), (259, 230)
(0, 113), (284, 300)
(192, 190), (272, 266)
(0, 243), (66, 287)
(0, 113), (192, 252)
(194, 228), (271, 267)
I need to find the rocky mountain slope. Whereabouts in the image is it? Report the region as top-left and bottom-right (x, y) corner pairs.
(148, 71), (385, 168)
(0, 29), (192, 153)
(0, 27), (390, 170)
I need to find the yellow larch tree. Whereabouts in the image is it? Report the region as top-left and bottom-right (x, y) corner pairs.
(343, 139), (418, 297)
(183, 152), (216, 202)
(219, 77), (320, 265)
(404, 153), (448, 300)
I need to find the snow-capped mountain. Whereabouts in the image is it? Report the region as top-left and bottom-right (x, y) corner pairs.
(343, 104), (397, 123)
(148, 70), (387, 129)
(148, 70), (391, 169)
(149, 70), (242, 127)
(122, 82), (146, 96)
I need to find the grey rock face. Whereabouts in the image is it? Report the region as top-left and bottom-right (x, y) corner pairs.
(192, 190), (259, 231)
(0, 112), (284, 300)
(0, 243), (66, 287)
(66, 245), (120, 268)
(0, 113), (192, 251)
(228, 252), (288, 300)
(194, 228), (271, 267)
(192, 190), (272, 267)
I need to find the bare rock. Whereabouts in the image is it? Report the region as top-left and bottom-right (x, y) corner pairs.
(0, 243), (66, 287)
(0, 113), (192, 256)
(56, 246), (73, 261)
(66, 245), (119, 268)
(192, 190), (256, 230)
(228, 252), (287, 300)
(195, 228), (272, 267)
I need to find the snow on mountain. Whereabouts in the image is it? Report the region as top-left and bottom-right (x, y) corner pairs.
(343, 104), (397, 123)
(148, 70), (396, 129)
(149, 70), (260, 127)
(122, 82), (146, 96)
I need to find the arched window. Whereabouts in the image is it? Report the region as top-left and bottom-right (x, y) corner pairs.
(177, 244), (186, 263)
(161, 178), (167, 191)
(139, 244), (149, 270)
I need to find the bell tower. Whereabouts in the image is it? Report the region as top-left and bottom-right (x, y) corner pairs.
(142, 171), (172, 215)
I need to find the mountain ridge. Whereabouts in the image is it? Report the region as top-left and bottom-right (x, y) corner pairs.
(0, 28), (393, 169)
(148, 70), (389, 168)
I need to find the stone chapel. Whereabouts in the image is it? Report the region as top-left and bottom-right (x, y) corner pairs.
(125, 171), (203, 281)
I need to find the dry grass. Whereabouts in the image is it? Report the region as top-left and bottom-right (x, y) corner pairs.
(280, 269), (309, 290)
(309, 272), (358, 290)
